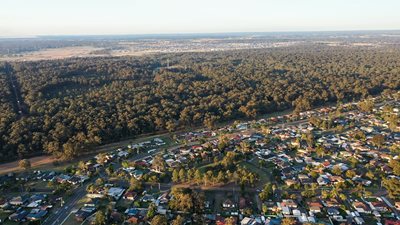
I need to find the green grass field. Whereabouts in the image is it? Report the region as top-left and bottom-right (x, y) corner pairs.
(197, 161), (219, 173)
(115, 198), (132, 210)
(239, 161), (271, 184)
(29, 180), (53, 192)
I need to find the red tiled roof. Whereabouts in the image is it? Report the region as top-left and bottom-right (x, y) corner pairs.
(385, 219), (400, 225)
(308, 202), (323, 208)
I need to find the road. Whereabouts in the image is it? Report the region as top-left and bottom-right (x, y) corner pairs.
(42, 143), (186, 225)
(3, 63), (26, 116)
(44, 184), (87, 225)
(41, 98), (396, 225)
(381, 196), (400, 219)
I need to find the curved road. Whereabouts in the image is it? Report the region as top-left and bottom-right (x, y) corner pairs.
(41, 99), (396, 225)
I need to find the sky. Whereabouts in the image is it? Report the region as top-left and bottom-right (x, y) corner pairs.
(1, 0), (400, 37)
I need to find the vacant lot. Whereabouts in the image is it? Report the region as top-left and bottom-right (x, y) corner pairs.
(0, 46), (105, 61)
(0, 155), (57, 175)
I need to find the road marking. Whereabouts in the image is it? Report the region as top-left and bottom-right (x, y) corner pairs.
(60, 211), (73, 225)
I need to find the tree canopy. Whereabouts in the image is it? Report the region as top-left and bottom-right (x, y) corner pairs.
(0, 45), (399, 160)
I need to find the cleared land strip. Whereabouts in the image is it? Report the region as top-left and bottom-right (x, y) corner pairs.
(3, 63), (27, 116)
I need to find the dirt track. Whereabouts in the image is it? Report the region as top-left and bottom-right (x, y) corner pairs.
(0, 155), (56, 174)
(0, 131), (173, 175)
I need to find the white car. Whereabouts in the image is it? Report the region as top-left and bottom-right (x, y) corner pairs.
(147, 149), (156, 154)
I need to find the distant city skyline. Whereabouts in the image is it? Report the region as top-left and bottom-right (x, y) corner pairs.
(1, 0), (400, 37)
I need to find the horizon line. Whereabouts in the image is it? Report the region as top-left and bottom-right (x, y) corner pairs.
(1, 28), (400, 39)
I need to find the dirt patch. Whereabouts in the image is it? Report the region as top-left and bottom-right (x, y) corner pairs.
(0, 133), (174, 175)
(0, 155), (57, 174)
(0, 46), (106, 61)
(0, 45), (153, 62)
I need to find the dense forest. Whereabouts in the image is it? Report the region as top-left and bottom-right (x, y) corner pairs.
(0, 45), (399, 161)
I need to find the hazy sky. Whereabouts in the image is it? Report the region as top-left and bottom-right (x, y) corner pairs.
(1, 0), (400, 36)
